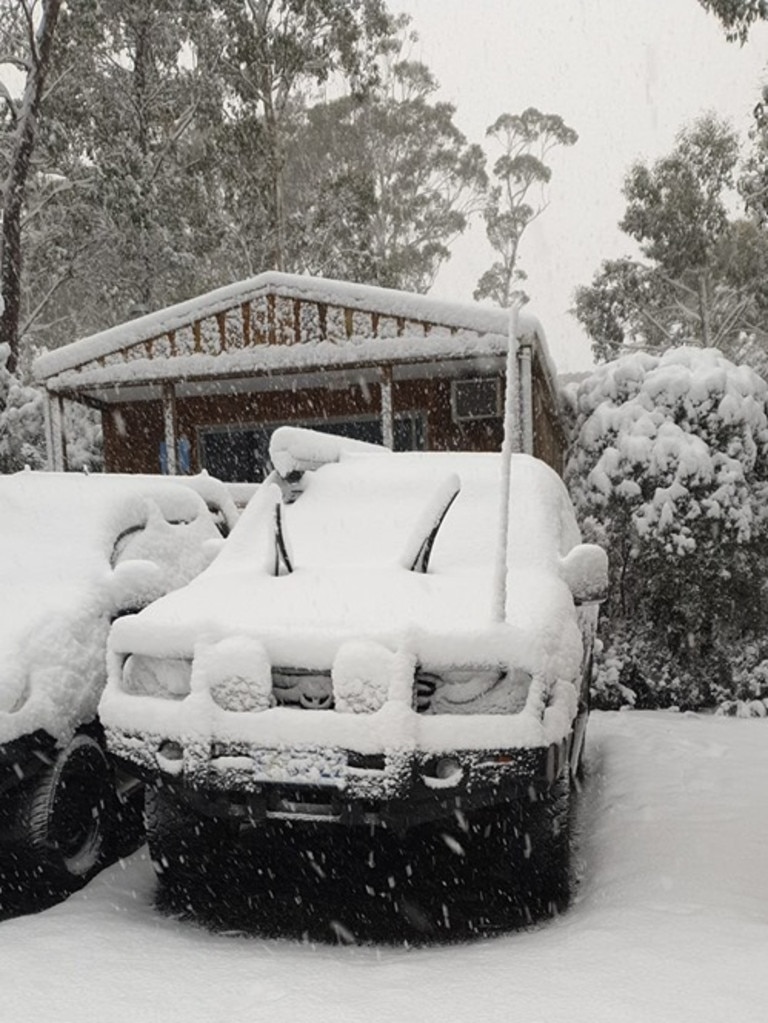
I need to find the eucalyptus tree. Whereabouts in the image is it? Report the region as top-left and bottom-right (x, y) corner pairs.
(289, 57), (487, 291)
(212, 0), (397, 273)
(35, 0), (226, 337)
(474, 107), (577, 308)
(0, 0), (62, 373)
(697, 0), (768, 40)
(573, 114), (768, 366)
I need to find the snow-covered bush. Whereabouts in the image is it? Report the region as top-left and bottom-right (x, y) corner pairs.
(0, 343), (103, 472)
(715, 639), (768, 716)
(65, 402), (103, 472)
(565, 348), (768, 710)
(0, 343), (46, 472)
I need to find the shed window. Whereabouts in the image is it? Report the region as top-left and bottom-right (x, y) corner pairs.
(451, 378), (501, 422)
(199, 414), (425, 483)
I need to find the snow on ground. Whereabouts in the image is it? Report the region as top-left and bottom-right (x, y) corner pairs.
(1, 710), (766, 1022)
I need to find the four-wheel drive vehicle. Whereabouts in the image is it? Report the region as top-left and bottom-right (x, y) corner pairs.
(102, 428), (607, 919)
(0, 470), (232, 895)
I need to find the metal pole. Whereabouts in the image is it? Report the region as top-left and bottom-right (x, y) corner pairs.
(492, 301), (522, 623)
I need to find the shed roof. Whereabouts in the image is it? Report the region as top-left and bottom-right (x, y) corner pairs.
(33, 271), (557, 404)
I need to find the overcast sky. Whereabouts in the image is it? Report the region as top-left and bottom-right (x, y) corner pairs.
(390, 0), (768, 371)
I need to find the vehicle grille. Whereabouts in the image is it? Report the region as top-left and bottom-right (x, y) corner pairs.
(272, 667), (334, 710)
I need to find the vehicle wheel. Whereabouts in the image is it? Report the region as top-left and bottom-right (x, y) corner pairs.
(512, 777), (572, 921)
(16, 733), (113, 890)
(400, 779), (573, 937)
(570, 709), (589, 784)
(144, 784), (232, 915)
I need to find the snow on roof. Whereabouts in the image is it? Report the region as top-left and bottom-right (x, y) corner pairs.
(39, 332), (511, 394)
(0, 472), (221, 745)
(33, 271), (556, 388)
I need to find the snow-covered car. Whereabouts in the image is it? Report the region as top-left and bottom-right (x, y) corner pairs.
(107, 471), (241, 539)
(0, 470), (231, 897)
(102, 428), (607, 926)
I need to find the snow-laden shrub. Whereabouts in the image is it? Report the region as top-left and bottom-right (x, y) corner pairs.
(715, 639), (768, 716)
(0, 343), (102, 472)
(65, 402), (103, 472)
(0, 343), (46, 472)
(565, 347), (768, 710)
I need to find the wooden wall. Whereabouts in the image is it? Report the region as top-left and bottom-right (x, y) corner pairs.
(100, 367), (563, 477)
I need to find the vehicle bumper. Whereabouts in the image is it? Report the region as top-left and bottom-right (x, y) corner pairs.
(107, 729), (575, 829)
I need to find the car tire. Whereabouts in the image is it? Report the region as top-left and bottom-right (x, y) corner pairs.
(436, 780), (572, 933)
(144, 784), (231, 910)
(16, 732), (113, 890)
(392, 778), (571, 938)
(512, 777), (572, 921)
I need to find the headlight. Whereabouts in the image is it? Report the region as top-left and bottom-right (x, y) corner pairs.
(0, 677), (30, 714)
(415, 666), (532, 714)
(121, 654), (192, 698)
(209, 672), (273, 712)
(332, 640), (393, 714)
(194, 637), (272, 712)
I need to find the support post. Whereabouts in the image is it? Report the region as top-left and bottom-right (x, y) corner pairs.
(519, 339), (534, 455)
(162, 382), (178, 475)
(48, 392), (67, 471)
(380, 366), (394, 450)
(43, 390), (54, 470)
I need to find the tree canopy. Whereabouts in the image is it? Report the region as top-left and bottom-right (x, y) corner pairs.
(474, 107), (577, 308)
(697, 0), (768, 41)
(573, 114), (768, 369)
(1, 3), (491, 361)
(291, 56), (487, 292)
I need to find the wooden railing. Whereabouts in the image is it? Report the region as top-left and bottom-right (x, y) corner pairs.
(94, 294), (461, 371)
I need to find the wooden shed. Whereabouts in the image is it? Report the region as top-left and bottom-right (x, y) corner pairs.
(33, 272), (567, 480)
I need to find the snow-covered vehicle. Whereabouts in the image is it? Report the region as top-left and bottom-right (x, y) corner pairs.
(0, 470), (232, 898)
(102, 428), (607, 929)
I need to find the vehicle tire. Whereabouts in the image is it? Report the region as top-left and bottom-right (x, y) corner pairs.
(401, 779), (573, 937)
(16, 733), (113, 890)
(144, 784), (232, 915)
(571, 650), (593, 783)
(512, 777), (572, 922)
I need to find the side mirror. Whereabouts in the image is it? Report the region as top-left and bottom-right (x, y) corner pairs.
(560, 544), (609, 605)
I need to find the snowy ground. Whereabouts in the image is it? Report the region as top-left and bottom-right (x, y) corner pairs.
(1, 710), (766, 1023)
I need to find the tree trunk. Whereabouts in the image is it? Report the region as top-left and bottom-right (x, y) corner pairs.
(261, 82), (286, 272)
(698, 271), (712, 348)
(133, 11), (154, 312)
(0, 0), (63, 375)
